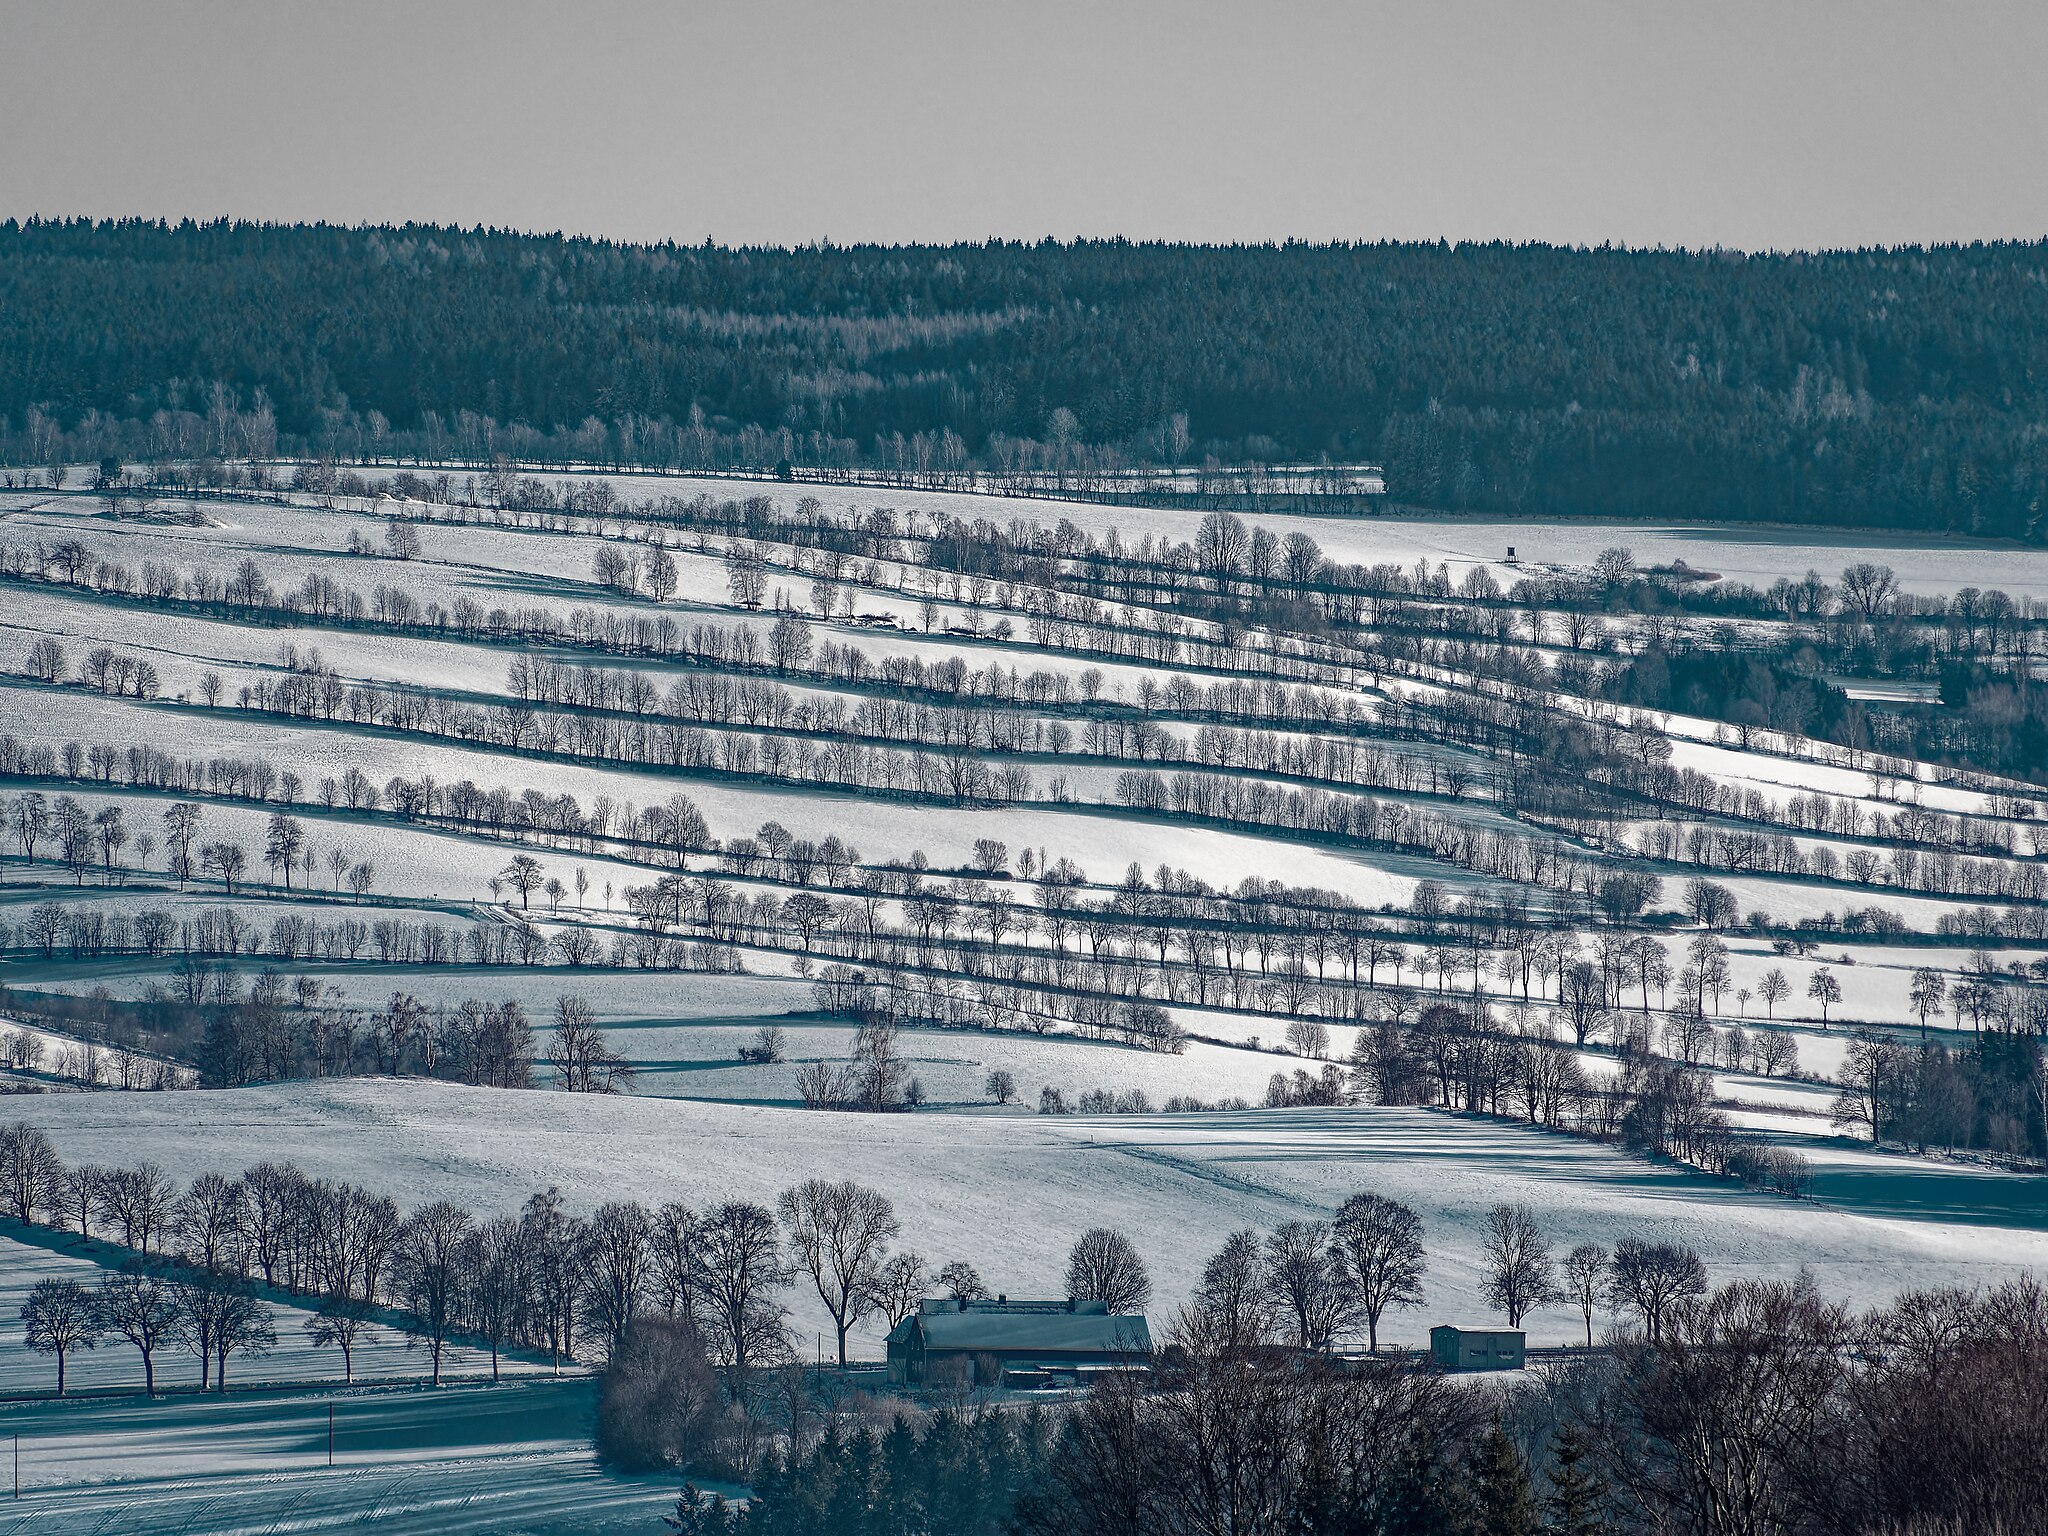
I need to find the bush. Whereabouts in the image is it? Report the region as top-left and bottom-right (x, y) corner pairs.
(1719, 1139), (1811, 1199)
(595, 1316), (726, 1473)
(737, 1025), (785, 1065)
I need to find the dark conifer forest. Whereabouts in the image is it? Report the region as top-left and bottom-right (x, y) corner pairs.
(4, 217), (2048, 535)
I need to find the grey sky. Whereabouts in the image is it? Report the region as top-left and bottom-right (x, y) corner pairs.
(2, 0), (2043, 251)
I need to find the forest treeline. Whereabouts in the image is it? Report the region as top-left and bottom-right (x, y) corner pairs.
(5, 220), (2048, 534)
(667, 1268), (2048, 1536)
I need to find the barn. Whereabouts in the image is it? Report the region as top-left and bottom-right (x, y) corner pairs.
(1430, 1325), (1527, 1372)
(885, 1298), (1153, 1387)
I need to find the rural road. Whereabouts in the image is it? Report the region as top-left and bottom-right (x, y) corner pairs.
(0, 1378), (682, 1534)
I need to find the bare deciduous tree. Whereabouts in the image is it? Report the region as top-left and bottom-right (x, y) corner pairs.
(1332, 1192), (1426, 1352)
(1192, 1230), (1277, 1348)
(393, 1201), (471, 1385)
(778, 1179), (901, 1366)
(1262, 1220), (1353, 1351)
(459, 1216), (528, 1383)
(1564, 1242), (1610, 1348)
(582, 1200), (652, 1358)
(0, 1122), (64, 1224)
(21, 1277), (100, 1393)
(694, 1201), (793, 1372)
(547, 995), (633, 1093)
(937, 1260), (988, 1303)
(875, 1252), (930, 1329)
(1480, 1203), (1559, 1328)
(1065, 1227), (1152, 1316)
(301, 1292), (372, 1383)
(1609, 1238), (1708, 1343)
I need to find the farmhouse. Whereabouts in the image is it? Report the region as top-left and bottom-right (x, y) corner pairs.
(885, 1297), (1153, 1387)
(1430, 1325), (1526, 1372)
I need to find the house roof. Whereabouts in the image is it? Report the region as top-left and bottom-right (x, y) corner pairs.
(918, 1297), (1109, 1317)
(889, 1301), (1151, 1356)
(1431, 1325), (1525, 1342)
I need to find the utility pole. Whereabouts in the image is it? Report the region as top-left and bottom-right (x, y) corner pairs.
(13, 1432), (19, 1498)
(327, 1402), (334, 1468)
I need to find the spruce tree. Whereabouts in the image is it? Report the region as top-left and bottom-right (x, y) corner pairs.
(1544, 1423), (1608, 1536)
(1384, 1425), (1478, 1536)
(664, 1484), (739, 1536)
(1467, 1421), (1539, 1536)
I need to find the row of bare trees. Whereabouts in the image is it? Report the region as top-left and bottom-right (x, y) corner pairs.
(0, 1126), (895, 1392)
(14, 523), (1989, 866)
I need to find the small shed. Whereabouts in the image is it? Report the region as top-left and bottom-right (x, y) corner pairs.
(886, 1298), (1152, 1388)
(1430, 1325), (1526, 1372)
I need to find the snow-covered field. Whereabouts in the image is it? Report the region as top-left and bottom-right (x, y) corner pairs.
(603, 1017), (1291, 1107)
(283, 473), (2048, 600)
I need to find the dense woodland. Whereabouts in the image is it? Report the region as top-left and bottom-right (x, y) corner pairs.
(5, 220), (2048, 534)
